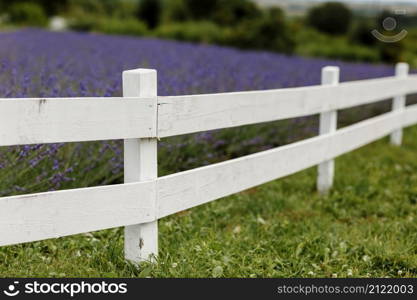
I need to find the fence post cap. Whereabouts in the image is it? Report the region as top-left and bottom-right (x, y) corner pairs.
(321, 66), (340, 85)
(395, 63), (409, 76)
(123, 68), (156, 76)
(322, 66), (340, 72)
(122, 69), (157, 98)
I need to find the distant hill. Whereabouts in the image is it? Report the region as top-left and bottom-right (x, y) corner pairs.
(254, 0), (417, 16)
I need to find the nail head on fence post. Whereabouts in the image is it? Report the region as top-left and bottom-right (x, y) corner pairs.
(317, 66), (340, 194)
(123, 68), (158, 264)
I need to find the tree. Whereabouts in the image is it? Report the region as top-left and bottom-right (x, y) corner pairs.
(8, 2), (48, 26)
(228, 7), (295, 54)
(349, 20), (377, 46)
(184, 0), (218, 20)
(212, 0), (261, 26)
(0, 0), (68, 16)
(379, 40), (404, 63)
(163, 0), (189, 23)
(307, 2), (352, 35)
(137, 0), (162, 29)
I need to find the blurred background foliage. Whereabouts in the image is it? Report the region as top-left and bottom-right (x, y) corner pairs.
(0, 0), (416, 66)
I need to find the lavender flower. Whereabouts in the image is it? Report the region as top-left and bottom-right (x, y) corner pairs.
(0, 29), (403, 195)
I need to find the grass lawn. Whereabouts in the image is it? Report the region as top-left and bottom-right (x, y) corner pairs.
(0, 126), (416, 278)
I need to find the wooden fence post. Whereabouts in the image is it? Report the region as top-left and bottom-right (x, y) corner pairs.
(123, 69), (158, 263)
(390, 62), (409, 146)
(317, 66), (340, 194)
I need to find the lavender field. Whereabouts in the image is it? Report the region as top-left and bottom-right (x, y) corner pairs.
(0, 30), (416, 278)
(0, 29), (401, 196)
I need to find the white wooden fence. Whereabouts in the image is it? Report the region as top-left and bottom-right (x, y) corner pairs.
(0, 63), (416, 263)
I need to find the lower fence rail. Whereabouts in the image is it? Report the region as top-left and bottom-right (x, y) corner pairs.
(0, 181), (155, 246)
(157, 104), (417, 218)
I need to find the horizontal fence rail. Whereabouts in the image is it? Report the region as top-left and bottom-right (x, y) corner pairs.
(157, 104), (417, 218)
(0, 64), (417, 264)
(2, 76), (416, 143)
(0, 181), (155, 246)
(158, 75), (417, 137)
(0, 97), (157, 146)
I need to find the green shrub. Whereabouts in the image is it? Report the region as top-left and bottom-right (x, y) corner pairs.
(403, 29), (417, 68)
(296, 29), (380, 63)
(69, 13), (148, 36)
(162, 0), (189, 23)
(378, 39), (405, 63)
(155, 11), (295, 54)
(137, 0), (162, 29)
(403, 51), (417, 69)
(163, 0), (262, 26)
(307, 2), (352, 35)
(302, 42), (380, 63)
(95, 18), (148, 36)
(212, 0), (261, 26)
(349, 21), (378, 46)
(67, 12), (96, 32)
(184, 0), (218, 20)
(8, 2), (48, 27)
(154, 21), (226, 44)
(1, 0), (66, 16)
(68, 0), (134, 18)
(226, 8), (295, 54)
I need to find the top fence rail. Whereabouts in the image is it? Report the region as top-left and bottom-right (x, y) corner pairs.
(158, 75), (417, 137)
(1, 74), (416, 147)
(0, 97), (157, 146)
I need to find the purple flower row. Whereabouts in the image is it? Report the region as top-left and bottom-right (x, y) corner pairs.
(0, 29), (400, 195)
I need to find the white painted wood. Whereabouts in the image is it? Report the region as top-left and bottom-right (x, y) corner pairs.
(390, 63), (409, 145)
(0, 181), (155, 246)
(0, 97), (156, 146)
(157, 108), (413, 219)
(2, 66), (417, 256)
(123, 69), (158, 263)
(317, 66), (340, 194)
(158, 75), (417, 137)
(402, 103), (417, 128)
(1, 104), (416, 247)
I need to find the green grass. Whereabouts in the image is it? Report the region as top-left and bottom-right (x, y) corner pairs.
(1, 126), (417, 278)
